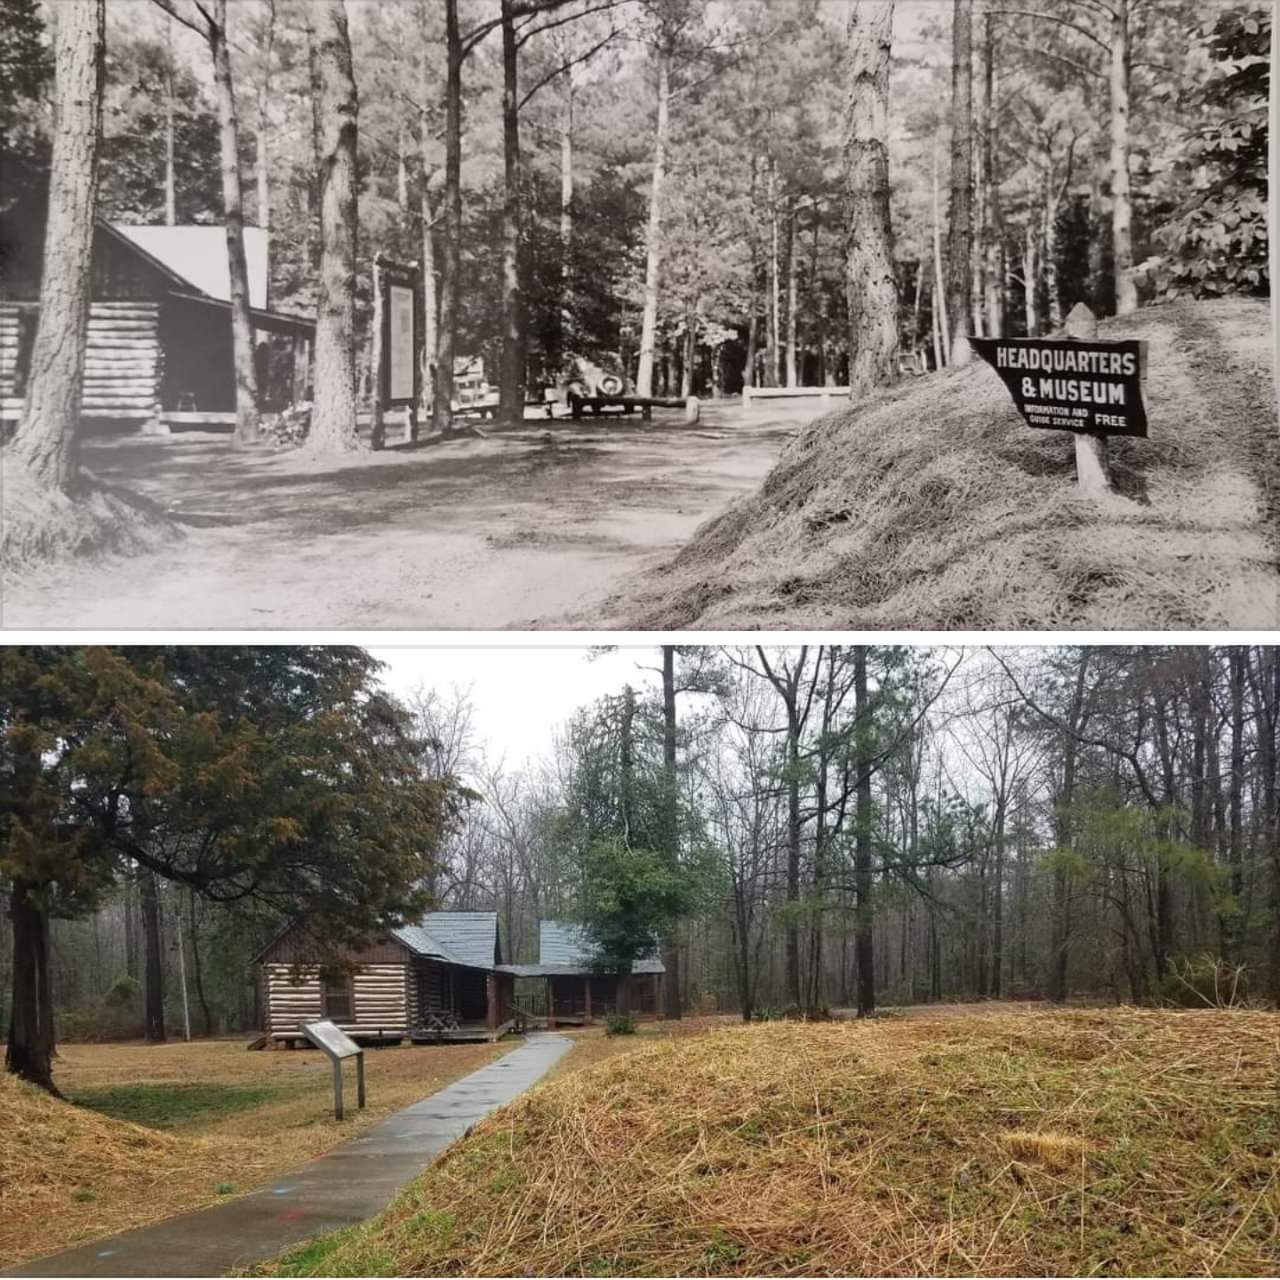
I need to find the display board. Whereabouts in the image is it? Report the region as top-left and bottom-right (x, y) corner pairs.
(374, 256), (420, 410)
(388, 284), (415, 402)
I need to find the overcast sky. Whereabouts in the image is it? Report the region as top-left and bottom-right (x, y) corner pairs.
(370, 646), (666, 769)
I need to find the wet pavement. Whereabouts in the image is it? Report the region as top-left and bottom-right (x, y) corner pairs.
(6, 1033), (571, 1278)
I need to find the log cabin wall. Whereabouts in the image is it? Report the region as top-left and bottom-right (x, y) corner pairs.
(263, 962), (409, 1035)
(263, 963), (323, 1034)
(351, 964), (409, 1030)
(0, 305), (25, 404)
(84, 301), (160, 419)
(0, 300), (160, 421)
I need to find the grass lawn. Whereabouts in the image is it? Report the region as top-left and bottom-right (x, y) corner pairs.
(261, 1007), (1280, 1277)
(0, 1036), (511, 1268)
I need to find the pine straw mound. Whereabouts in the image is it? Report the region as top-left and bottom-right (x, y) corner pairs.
(614, 298), (1278, 629)
(1, 456), (175, 580)
(267, 1009), (1280, 1277)
(0, 1070), (268, 1266)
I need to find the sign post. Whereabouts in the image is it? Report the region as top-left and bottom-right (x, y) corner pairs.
(970, 304), (1147, 499)
(302, 1019), (366, 1121)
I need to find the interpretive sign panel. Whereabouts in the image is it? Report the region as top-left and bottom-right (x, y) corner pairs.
(303, 1019), (365, 1119)
(374, 256), (419, 411)
(389, 284), (415, 402)
(303, 1018), (361, 1060)
(970, 336), (1148, 438)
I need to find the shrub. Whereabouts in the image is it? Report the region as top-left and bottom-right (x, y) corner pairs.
(604, 1012), (636, 1036)
(1161, 954), (1249, 1008)
(103, 974), (142, 1007)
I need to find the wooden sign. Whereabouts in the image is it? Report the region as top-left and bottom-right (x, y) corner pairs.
(375, 257), (420, 409)
(970, 333), (1148, 439)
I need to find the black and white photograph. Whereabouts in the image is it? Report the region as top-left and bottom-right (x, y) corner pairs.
(0, 0), (1275, 629)
(1, 642), (1279, 1278)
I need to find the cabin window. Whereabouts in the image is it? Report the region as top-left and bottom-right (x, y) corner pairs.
(322, 974), (353, 1022)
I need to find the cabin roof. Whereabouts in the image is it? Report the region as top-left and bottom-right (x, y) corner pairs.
(516, 920), (665, 976)
(393, 911), (502, 969)
(109, 223), (270, 309)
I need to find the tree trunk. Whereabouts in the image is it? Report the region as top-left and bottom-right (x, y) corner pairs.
(210, 0), (259, 444)
(767, 160), (780, 386)
(853, 647), (875, 1016)
(434, 0), (462, 432)
(946, 0), (973, 366)
(188, 891), (213, 1037)
(1044, 169), (1063, 330)
(661, 645), (682, 1019)
(420, 129), (438, 418)
(1048, 653), (1088, 1002)
(6, 880), (60, 1095)
(931, 143), (950, 365)
(164, 19), (177, 225)
(254, 0), (274, 242)
(498, 0), (524, 422)
(9, 0), (104, 492)
(1228, 647), (1247, 957)
(558, 66), (575, 367)
(140, 870), (166, 1043)
(1023, 215), (1039, 337)
(844, 1), (899, 397)
(1109, 0), (1136, 316)
(680, 304), (696, 398)
(785, 199), (798, 387)
(307, 0), (360, 454)
(982, 12), (1003, 337)
(635, 47), (671, 398)
(124, 873), (139, 980)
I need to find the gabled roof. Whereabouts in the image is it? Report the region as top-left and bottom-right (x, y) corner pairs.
(394, 911), (503, 970)
(533, 920), (665, 975)
(109, 223), (270, 309)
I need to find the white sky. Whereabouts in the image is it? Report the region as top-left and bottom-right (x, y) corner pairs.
(371, 645), (665, 769)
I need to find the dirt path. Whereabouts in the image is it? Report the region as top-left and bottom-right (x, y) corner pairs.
(2, 404), (799, 630)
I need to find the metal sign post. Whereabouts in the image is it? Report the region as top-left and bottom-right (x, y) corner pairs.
(302, 1019), (366, 1121)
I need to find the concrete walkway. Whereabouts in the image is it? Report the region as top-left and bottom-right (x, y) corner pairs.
(6, 1033), (571, 1278)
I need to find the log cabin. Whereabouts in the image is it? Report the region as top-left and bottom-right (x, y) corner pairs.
(497, 920), (665, 1026)
(0, 206), (314, 430)
(256, 912), (516, 1047)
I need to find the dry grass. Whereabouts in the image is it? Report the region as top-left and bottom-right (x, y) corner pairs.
(544, 1016), (742, 1085)
(0, 1037), (510, 1268)
(265, 1008), (1280, 1277)
(0, 456), (175, 579)
(615, 298), (1279, 629)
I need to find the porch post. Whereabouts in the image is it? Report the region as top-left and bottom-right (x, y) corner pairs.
(486, 972), (498, 1030)
(584, 976), (592, 1022)
(546, 976), (553, 1026)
